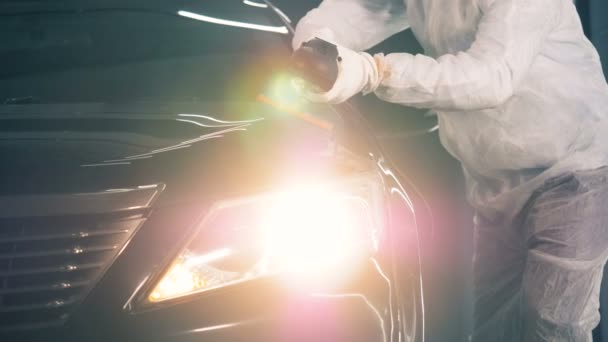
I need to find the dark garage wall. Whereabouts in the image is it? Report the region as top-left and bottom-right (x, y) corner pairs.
(578, 0), (608, 78)
(590, 0), (608, 77)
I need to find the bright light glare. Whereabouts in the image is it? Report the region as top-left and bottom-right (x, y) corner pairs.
(264, 73), (305, 109)
(148, 185), (375, 302)
(149, 262), (205, 302)
(260, 189), (367, 277)
(177, 10), (288, 34)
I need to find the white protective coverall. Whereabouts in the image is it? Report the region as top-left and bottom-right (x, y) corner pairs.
(293, 0), (608, 341)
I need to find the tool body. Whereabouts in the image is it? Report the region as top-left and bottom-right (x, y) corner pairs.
(290, 38), (340, 93)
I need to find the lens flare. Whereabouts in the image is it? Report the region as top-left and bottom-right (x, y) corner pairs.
(261, 189), (368, 278)
(265, 73), (304, 108)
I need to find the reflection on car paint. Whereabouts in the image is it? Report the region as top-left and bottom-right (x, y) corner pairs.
(103, 155), (154, 163)
(169, 319), (261, 337)
(242, 0), (268, 9)
(81, 161), (132, 167)
(123, 275), (151, 312)
(376, 157), (425, 342)
(257, 1), (293, 24)
(80, 117), (259, 167)
(177, 114), (264, 128)
(311, 292), (387, 342)
(371, 257), (395, 342)
(177, 10), (288, 35)
(310, 256), (398, 342)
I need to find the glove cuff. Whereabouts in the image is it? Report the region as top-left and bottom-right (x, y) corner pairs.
(361, 53), (385, 95)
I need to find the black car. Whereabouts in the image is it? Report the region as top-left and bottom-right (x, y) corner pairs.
(0, 1), (427, 341)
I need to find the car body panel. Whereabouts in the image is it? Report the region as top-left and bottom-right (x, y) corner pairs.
(0, 1), (425, 341)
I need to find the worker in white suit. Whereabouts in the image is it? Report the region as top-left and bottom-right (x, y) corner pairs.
(293, 0), (608, 341)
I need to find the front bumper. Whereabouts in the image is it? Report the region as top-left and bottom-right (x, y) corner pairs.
(127, 288), (385, 342)
(2, 203), (393, 342)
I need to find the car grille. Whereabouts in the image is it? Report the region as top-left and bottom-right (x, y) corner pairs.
(0, 186), (162, 332)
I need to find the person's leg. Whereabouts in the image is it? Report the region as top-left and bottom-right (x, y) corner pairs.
(472, 212), (527, 342)
(522, 169), (608, 342)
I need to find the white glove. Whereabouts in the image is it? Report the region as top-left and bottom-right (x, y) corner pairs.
(305, 44), (382, 104)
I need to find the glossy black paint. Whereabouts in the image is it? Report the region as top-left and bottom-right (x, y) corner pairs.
(0, 100), (423, 341)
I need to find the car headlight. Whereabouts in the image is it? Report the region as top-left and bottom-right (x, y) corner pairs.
(147, 173), (385, 303)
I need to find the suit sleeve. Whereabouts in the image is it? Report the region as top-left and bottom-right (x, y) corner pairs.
(293, 0), (409, 51)
(374, 0), (562, 111)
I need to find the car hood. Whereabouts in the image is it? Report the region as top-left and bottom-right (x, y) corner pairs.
(0, 102), (340, 205)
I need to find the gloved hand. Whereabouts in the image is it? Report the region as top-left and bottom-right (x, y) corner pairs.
(305, 45), (382, 104)
(293, 36), (383, 104)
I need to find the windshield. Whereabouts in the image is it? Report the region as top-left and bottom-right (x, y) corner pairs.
(0, 1), (293, 104)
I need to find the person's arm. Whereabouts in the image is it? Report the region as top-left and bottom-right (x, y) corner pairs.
(374, 0), (562, 111)
(292, 0), (409, 51)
